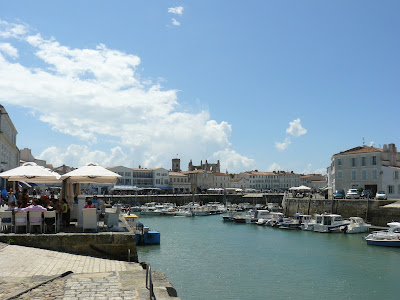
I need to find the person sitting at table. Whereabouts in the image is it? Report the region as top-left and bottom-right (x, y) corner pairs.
(21, 199), (47, 213)
(84, 199), (95, 208)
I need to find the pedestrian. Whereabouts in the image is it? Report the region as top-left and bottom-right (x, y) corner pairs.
(61, 198), (70, 227)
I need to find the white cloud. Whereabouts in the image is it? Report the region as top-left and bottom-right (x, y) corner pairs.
(275, 137), (291, 152)
(267, 163), (281, 172)
(0, 43), (18, 58)
(275, 118), (306, 151)
(0, 19), (252, 172)
(286, 118), (307, 137)
(0, 19), (28, 38)
(172, 18), (181, 26)
(168, 6), (184, 15)
(302, 163), (326, 175)
(211, 149), (256, 173)
(38, 145), (131, 168)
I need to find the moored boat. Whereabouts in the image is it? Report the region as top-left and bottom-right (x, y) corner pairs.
(365, 222), (400, 247)
(313, 214), (350, 233)
(342, 217), (371, 234)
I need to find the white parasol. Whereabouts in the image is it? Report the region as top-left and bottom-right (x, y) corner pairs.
(61, 163), (121, 184)
(0, 162), (61, 183)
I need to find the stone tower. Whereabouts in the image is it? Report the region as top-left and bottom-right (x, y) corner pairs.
(172, 158), (181, 172)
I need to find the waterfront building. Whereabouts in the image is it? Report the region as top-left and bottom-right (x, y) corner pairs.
(169, 171), (190, 193)
(234, 170), (302, 191)
(0, 105), (19, 189)
(330, 143), (400, 198)
(300, 174), (327, 189)
(213, 172), (231, 188)
(107, 166), (170, 191)
(183, 169), (214, 192)
(230, 176), (247, 189)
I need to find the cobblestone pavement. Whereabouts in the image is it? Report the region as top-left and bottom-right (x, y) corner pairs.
(0, 243), (180, 300)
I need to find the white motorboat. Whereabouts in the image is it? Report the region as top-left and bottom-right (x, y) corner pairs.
(342, 217), (371, 233)
(313, 214), (350, 233)
(365, 222), (400, 247)
(265, 212), (286, 227)
(301, 214), (322, 231)
(280, 214), (311, 230)
(174, 209), (194, 217)
(245, 209), (271, 224)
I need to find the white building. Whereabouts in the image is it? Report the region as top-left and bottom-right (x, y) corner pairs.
(330, 143), (400, 198)
(107, 166), (170, 191)
(169, 171), (191, 193)
(235, 171), (302, 191)
(0, 105), (19, 188)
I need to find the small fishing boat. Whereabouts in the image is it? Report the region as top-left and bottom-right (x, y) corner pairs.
(313, 214), (350, 233)
(301, 214), (321, 231)
(342, 217), (371, 234)
(222, 210), (237, 222)
(365, 222), (400, 247)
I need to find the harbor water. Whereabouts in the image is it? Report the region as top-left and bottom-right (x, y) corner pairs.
(137, 214), (400, 300)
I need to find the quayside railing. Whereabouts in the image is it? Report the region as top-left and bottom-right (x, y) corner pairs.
(146, 263), (156, 300)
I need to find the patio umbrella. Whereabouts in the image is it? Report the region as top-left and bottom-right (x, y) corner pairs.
(297, 185), (311, 191)
(60, 162), (121, 184)
(0, 162), (61, 183)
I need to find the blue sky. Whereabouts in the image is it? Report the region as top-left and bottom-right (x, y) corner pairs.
(0, 1), (399, 174)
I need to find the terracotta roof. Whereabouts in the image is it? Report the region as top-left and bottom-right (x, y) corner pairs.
(106, 166), (123, 170)
(168, 172), (188, 177)
(182, 170), (213, 174)
(334, 146), (382, 156)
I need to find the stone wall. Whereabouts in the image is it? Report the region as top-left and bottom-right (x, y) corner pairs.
(284, 198), (400, 227)
(0, 232), (138, 262)
(104, 193), (284, 205)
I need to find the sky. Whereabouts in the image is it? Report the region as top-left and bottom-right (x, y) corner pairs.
(0, 1), (399, 174)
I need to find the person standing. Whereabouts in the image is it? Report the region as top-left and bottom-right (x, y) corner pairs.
(61, 198), (70, 228)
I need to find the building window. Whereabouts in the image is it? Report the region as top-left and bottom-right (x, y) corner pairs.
(394, 171), (399, 180)
(352, 158), (356, 167)
(372, 170), (377, 180)
(388, 185), (394, 194)
(337, 158), (342, 166)
(352, 170), (356, 180)
(398, 185), (400, 194)
(362, 170), (366, 180)
(338, 171), (342, 179)
(372, 156), (377, 165)
(361, 157), (366, 166)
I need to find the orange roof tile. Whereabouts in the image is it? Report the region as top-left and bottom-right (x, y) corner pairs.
(335, 146), (382, 156)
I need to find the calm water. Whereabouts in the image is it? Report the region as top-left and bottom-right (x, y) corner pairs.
(137, 214), (400, 300)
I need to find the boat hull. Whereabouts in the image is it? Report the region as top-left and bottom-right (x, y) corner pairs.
(366, 239), (400, 247)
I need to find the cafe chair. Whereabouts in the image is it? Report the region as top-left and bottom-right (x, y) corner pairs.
(82, 208), (98, 232)
(0, 211), (13, 233)
(29, 211), (43, 233)
(44, 211), (57, 233)
(15, 211), (28, 234)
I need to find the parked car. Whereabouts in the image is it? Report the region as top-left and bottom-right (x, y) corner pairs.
(375, 191), (387, 200)
(361, 189), (374, 199)
(333, 189), (345, 199)
(346, 189), (360, 199)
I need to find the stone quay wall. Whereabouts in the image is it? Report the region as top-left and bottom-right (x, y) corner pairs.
(0, 232), (138, 262)
(284, 198), (400, 227)
(104, 193), (284, 205)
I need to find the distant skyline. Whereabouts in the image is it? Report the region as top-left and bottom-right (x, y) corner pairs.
(0, 1), (399, 174)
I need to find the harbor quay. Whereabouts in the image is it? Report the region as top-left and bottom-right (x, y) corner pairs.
(0, 206), (181, 299)
(106, 193), (400, 227)
(0, 242), (181, 300)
